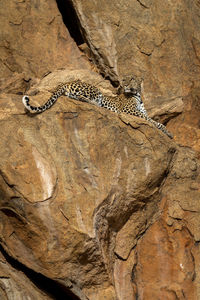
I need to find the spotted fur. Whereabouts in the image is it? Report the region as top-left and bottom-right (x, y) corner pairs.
(22, 80), (172, 138)
(124, 87), (148, 117)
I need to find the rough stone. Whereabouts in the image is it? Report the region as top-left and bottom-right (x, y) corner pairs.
(0, 0), (90, 93)
(0, 90), (175, 298)
(0, 0), (200, 299)
(136, 145), (200, 299)
(0, 251), (52, 300)
(72, 0), (200, 153)
(114, 249), (136, 300)
(134, 218), (197, 299)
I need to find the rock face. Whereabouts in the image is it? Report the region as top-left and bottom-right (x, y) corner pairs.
(0, 0), (90, 94)
(0, 251), (52, 300)
(0, 0), (200, 299)
(72, 0), (200, 151)
(0, 90), (176, 299)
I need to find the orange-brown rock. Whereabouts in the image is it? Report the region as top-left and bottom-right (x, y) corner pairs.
(72, 0), (200, 153)
(0, 0), (200, 299)
(1, 80), (200, 298)
(0, 250), (53, 300)
(113, 146), (200, 300)
(0, 0), (90, 94)
(130, 146), (200, 299)
(169, 89), (200, 156)
(135, 220), (196, 299)
(0, 88), (176, 299)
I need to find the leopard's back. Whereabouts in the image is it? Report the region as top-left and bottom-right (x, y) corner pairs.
(63, 80), (103, 105)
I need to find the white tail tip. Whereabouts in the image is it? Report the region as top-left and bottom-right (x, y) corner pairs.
(22, 95), (31, 111)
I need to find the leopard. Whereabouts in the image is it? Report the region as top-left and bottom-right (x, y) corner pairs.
(22, 80), (173, 138)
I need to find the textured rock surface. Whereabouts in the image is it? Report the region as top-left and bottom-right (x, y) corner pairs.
(72, 0), (200, 152)
(1, 88), (200, 299)
(0, 0), (200, 299)
(0, 0), (90, 94)
(0, 90), (176, 299)
(114, 147), (200, 300)
(0, 249), (55, 300)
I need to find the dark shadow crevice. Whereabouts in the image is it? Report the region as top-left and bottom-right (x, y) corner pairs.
(0, 244), (80, 300)
(55, 0), (121, 88)
(56, 0), (84, 46)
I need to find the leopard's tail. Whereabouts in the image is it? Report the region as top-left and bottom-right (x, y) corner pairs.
(149, 118), (173, 139)
(22, 86), (66, 113)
